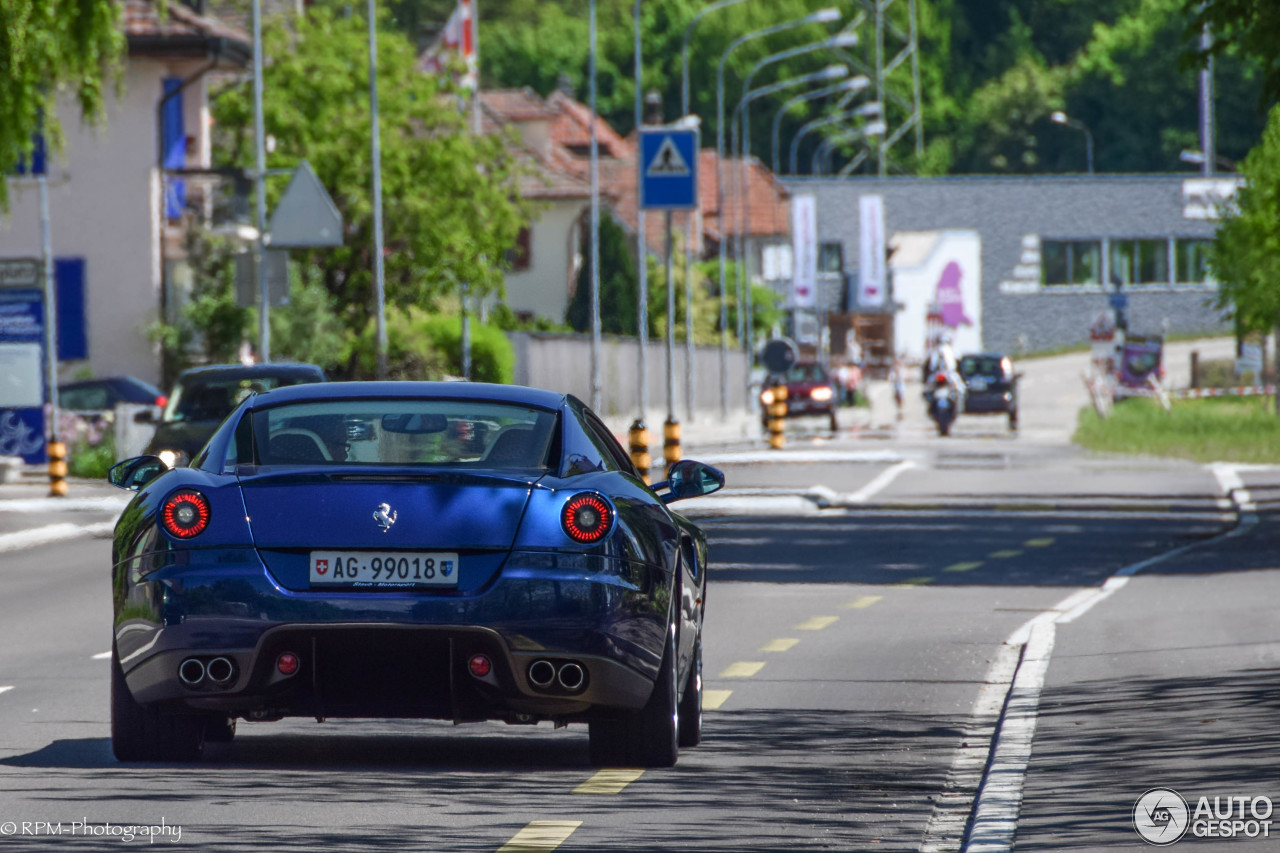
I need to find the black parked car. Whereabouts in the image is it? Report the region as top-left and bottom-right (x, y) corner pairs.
(958, 353), (1019, 430)
(143, 363), (326, 466)
(59, 376), (166, 412)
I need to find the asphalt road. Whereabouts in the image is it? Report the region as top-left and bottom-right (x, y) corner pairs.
(2, 340), (1278, 851)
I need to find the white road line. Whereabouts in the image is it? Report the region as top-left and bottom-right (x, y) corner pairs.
(845, 460), (916, 503)
(1210, 463), (1254, 511)
(91, 651), (112, 660)
(695, 449), (907, 465)
(0, 521), (114, 554)
(0, 686), (12, 696)
(0, 496), (129, 514)
(956, 487), (1255, 853)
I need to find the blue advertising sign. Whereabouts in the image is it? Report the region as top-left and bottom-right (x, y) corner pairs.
(0, 267), (48, 464)
(639, 127), (699, 211)
(1109, 291), (1128, 310)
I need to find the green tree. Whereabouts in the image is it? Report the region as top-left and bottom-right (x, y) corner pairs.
(212, 7), (535, 375)
(1187, 0), (1280, 107)
(0, 0), (123, 209)
(567, 211), (638, 335)
(1210, 104), (1280, 345)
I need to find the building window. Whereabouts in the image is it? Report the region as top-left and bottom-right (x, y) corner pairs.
(506, 227), (531, 271)
(819, 242), (844, 274)
(1175, 238), (1213, 284)
(1110, 239), (1170, 285)
(762, 244), (793, 281)
(1041, 240), (1101, 286)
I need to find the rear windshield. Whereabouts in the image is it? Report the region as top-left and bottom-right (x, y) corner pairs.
(164, 374), (315, 423)
(245, 399), (557, 469)
(959, 356), (1009, 379)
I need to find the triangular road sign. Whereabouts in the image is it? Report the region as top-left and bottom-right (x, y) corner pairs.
(267, 160), (343, 249)
(646, 136), (691, 177)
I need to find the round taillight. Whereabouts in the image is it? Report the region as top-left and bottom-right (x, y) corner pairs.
(277, 653), (300, 676)
(468, 654), (492, 678)
(562, 493), (613, 544)
(159, 490), (210, 538)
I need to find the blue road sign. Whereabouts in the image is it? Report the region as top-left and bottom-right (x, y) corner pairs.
(1109, 292), (1128, 310)
(639, 127), (699, 211)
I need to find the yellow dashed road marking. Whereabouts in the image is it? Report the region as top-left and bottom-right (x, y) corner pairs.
(704, 689), (732, 709)
(719, 661), (765, 677)
(760, 637), (799, 652)
(794, 616), (838, 631)
(989, 550), (1022, 559)
(497, 820), (581, 853)
(893, 577), (933, 587)
(1024, 537), (1055, 548)
(573, 768), (645, 795)
(944, 561), (983, 573)
(843, 595), (883, 609)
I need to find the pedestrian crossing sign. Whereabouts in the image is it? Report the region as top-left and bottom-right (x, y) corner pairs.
(639, 127), (699, 210)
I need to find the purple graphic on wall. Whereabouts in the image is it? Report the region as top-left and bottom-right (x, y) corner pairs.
(935, 261), (974, 328)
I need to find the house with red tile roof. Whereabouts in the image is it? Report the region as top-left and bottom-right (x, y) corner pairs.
(0, 1), (250, 386)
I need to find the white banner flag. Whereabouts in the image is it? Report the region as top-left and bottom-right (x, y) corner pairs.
(858, 195), (886, 308)
(791, 194), (817, 309)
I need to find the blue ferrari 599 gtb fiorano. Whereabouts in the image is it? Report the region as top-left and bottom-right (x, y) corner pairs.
(107, 382), (724, 767)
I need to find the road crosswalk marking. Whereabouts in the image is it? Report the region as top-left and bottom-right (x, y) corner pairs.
(497, 821), (581, 853)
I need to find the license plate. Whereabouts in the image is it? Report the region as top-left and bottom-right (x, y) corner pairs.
(309, 551), (460, 588)
(968, 377), (988, 391)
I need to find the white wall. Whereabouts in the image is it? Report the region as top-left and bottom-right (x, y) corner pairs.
(0, 58), (212, 386)
(889, 230), (983, 359)
(504, 199), (585, 323)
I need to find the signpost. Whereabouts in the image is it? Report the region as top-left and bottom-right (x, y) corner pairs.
(0, 258), (49, 465)
(639, 125), (699, 462)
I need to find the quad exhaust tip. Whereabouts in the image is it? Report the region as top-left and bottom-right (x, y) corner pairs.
(178, 658), (206, 686)
(557, 663), (585, 691)
(206, 657), (235, 685)
(528, 659), (556, 689)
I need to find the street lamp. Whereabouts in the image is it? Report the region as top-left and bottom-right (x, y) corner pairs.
(1050, 109), (1095, 175)
(715, 6), (840, 415)
(770, 78), (870, 174)
(790, 107), (870, 174)
(731, 63), (849, 353)
(812, 118), (885, 175)
(681, 0), (748, 423)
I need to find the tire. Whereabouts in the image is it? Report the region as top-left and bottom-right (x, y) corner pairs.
(204, 715), (236, 743)
(627, 624), (680, 767)
(111, 647), (205, 762)
(677, 632), (702, 748)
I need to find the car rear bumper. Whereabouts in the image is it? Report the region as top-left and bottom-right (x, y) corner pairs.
(114, 555), (667, 720)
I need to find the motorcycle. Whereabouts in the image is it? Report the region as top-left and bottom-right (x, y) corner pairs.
(925, 372), (960, 437)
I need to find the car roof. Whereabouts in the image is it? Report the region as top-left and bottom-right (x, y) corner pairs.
(960, 352), (1009, 360)
(176, 363), (327, 382)
(245, 380), (568, 411)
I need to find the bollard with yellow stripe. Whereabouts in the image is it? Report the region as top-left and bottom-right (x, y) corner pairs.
(48, 440), (68, 497)
(662, 416), (681, 467)
(628, 419), (651, 484)
(767, 382), (787, 449)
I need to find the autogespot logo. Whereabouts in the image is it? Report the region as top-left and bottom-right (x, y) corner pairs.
(1133, 789), (1275, 844)
(1134, 788), (1190, 846)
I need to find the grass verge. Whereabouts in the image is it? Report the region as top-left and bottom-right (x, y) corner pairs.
(1074, 396), (1280, 463)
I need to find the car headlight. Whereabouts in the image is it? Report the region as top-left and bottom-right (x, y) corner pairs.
(157, 450), (180, 469)
(760, 389), (775, 406)
(811, 386), (834, 402)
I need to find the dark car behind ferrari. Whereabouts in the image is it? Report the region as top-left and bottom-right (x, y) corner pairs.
(143, 363), (326, 465)
(958, 353), (1019, 429)
(108, 381), (722, 767)
(59, 376), (165, 411)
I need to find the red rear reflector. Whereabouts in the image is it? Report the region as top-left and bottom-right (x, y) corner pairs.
(468, 654), (492, 678)
(276, 653), (300, 676)
(159, 490), (210, 538)
(562, 493), (613, 544)
(155, 396), (167, 407)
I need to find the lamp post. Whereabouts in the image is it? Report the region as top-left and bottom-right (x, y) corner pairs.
(715, 6), (840, 415)
(771, 78), (869, 174)
(633, 0), (648, 432)
(1050, 110), (1095, 174)
(790, 106), (877, 175)
(732, 64), (848, 359)
(813, 117), (886, 175)
(589, 0), (601, 411)
(681, 0), (748, 423)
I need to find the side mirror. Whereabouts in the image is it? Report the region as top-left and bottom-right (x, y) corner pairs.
(656, 459), (726, 504)
(107, 455), (169, 491)
(133, 409), (156, 425)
